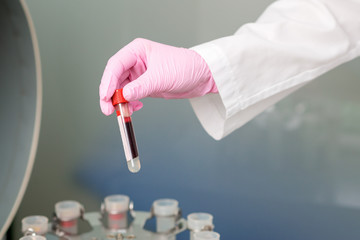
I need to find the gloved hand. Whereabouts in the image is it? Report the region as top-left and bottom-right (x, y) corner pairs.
(99, 38), (218, 115)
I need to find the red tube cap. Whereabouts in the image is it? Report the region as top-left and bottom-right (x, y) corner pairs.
(112, 89), (128, 105)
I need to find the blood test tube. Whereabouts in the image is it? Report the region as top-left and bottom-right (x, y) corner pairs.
(104, 194), (130, 230)
(55, 200), (82, 235)
(112, 89), (140, 173)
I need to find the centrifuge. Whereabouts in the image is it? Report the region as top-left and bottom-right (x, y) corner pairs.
(0, 0), (42, 238)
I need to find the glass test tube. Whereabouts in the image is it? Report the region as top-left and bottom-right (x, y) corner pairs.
(21, 215), (48, 236)
(20, 236), (47, 240)
(55, 200), (82, 235)
(193, 231), (220, 240)
(112, 89), (140, 173)
(153, 199), (179, 234)
(104, 194), (130, 230)
(187, 213), (214, 240)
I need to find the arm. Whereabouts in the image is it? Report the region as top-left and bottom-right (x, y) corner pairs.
(190, 0), (360, 139)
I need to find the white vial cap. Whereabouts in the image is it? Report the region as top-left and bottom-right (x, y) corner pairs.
(104, 194), (130, 214)
(153, 199), (178, 217)
(19, 236), (47, 240)
(194, 231), (220, 240)
(21, 215), (48, 235)
(55, 200), (82, 221)
(187, 213), (213, 231)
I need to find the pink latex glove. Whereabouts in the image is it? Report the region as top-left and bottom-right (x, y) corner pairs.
(99, 38), (217, 115)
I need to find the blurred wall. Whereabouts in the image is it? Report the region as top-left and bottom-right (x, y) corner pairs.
(14, 0), (360, 239)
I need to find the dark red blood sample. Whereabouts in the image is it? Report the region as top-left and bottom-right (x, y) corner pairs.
(60, 219), (76, 227)
(124, 120), (138, 158)
(109, 213), (125, 220)
(124, 116), (131, 123)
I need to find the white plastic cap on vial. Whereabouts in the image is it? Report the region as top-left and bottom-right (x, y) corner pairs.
(104, 194), (130, 214)
(153, 199), (179, 217)
(194, 231), (220, 240)
(55, 200), (82, 221)
(21, 215), (48, 235)
(187, 213), (213, 231)
(19, 236), (47, 240)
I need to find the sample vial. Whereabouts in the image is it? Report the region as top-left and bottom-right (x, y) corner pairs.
(21, 215), (48, 236)
(187, 213), (214, 240)
(153, 199), (179, 234)
(55, 200), (82, 235)
(19, 236), (47, 240)
(112, 89), (140, 173)
(193, 231), (220, 240)
(104, 194), (130, 230)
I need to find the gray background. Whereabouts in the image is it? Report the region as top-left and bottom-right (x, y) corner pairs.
(13, 0), (360, 239)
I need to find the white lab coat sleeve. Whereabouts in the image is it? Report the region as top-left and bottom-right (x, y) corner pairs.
(190, 0), (360, 140)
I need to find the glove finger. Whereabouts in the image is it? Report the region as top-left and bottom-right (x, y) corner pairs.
(100, 99), (115, 116)
(99, 46), (137, 102)
(100, 99), (142, 116)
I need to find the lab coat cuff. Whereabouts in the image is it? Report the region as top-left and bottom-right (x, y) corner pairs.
(191, 41), (239, 117)
(189, 41), (238, 140)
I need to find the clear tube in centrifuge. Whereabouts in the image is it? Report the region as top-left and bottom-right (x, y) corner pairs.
(112, 89), (141, 173)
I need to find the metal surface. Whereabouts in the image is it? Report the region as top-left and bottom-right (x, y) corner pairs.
(45, 211), (187, 240)
(0, 0), (42, 238)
